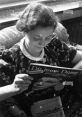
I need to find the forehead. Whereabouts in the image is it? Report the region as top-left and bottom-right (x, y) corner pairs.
(28, 26), (54, 35)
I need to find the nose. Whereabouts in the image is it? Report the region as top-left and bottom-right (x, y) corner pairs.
(37, 34), (44, 46)
(39, 39), (45, 46)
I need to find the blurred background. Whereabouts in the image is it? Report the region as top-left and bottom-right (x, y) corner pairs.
(0, 0), (82, 45)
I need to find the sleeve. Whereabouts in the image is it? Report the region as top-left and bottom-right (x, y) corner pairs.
(0, 48), (17, 87)
(48, 39), (77, 67)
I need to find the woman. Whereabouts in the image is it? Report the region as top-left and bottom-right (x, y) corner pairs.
(0, 2), (82, 117)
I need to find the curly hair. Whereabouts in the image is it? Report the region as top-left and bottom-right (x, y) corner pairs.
(16, 2), (59, 32)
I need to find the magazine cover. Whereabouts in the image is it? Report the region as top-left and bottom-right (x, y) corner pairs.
(27, 63), (82, 93)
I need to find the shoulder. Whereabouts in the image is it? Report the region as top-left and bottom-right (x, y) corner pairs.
(47, 38), (76, 52)
(45, 39), (77, 67)
(46, 38), (68, 51)
(1, 44), (21, 63)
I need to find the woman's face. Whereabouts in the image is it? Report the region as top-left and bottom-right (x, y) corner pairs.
(26, 26), (54, 52)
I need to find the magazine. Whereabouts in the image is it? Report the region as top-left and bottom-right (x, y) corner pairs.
(27, 63), (82, 94)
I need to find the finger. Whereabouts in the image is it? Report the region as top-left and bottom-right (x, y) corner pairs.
(42, 77), (58, 82)
(23, 76), (33, 81)
(54, 82), (64, 91)
(19, 84), (29, 88)
(63, 81), (73, 86)
(15, 83), (30, 89)
(15, 80), (31, 85)
(17, 74), (33, 80)
(18, 85), (30, 93)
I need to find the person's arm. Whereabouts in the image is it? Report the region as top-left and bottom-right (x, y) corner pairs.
(72, 50), (82, 64)
(72, 50), (82, 69)
(73, 60), (82, 69)
(0, 74), (33, 102)
(0, 84), (18, 101)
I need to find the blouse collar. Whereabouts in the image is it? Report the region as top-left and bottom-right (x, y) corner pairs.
(20, 37), (44, 61)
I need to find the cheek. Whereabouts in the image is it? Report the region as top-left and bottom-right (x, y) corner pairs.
(46, 39), (52, 45)
(33, 41), (39, 46)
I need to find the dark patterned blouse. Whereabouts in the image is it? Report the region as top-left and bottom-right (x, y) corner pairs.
(0, 38), (77, 117)
(0, 38), (76, 86)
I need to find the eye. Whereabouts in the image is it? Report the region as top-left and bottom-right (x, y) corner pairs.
(45, 34), (57, 41)
(33, 35), (41, 41)
(45, 35), (52, 41)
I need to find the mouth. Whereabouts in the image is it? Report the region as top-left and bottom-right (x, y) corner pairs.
(36, 46), (44, 49)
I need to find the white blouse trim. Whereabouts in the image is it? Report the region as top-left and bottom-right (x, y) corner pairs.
(20, 38), (44, 61)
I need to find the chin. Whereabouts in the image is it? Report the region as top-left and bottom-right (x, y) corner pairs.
(36, 49), (42, 52)
(36, 47), (43, 52)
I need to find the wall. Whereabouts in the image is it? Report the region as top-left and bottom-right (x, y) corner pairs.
(63, 17), (82, 45)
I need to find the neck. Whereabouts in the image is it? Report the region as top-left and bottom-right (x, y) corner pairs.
(24, 40), (42, 57)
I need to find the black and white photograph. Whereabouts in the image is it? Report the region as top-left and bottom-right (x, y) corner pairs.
(0, 0), (82, 117)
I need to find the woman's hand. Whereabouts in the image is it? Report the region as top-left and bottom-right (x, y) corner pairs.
(40, 77), (64, 91)
(11, 74), (33, 94)
(41, 77), (73, 91)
